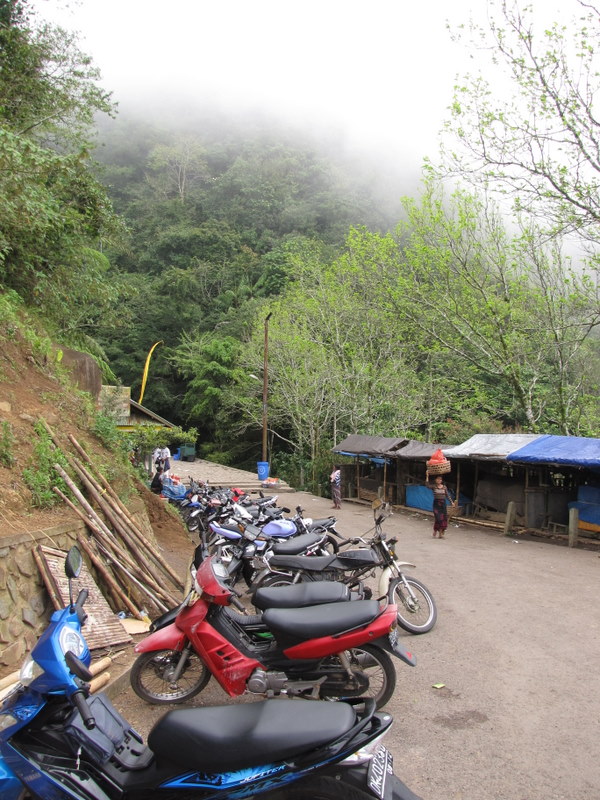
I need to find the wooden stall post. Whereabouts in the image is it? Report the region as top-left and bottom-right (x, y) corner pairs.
(568, 507), (579, 548)
(383, 460), (387, 503)
(504, 501), (517, 536)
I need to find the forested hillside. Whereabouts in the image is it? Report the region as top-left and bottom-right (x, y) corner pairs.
(1, 0), (599, 497)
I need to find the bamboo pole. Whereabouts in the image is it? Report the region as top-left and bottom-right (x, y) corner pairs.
(89, 673), (111, 694)
(58, 481), (177, 610)
(90, 656), (113, 677)
(68, 437), (184, 588)
(54, 464), (123, 549)
(69, 456), (184, 591)
(76, 534), (146, 621)
(64, 460), (177, 599)
(108, 556), (170, 614)
(32, 546), (63, 611)
(52, 487), (141, 577)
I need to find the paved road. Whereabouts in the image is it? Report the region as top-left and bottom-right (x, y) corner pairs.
(114, 492), (600, 800)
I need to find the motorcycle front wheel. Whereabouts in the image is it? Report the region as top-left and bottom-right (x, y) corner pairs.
(130, 648), (211, 704)
(320, 644), (396, 709)
(390, 576), (437, 633)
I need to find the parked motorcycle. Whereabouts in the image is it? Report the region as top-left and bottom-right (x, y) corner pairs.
(130, 553), (416, 708)
(252, 507), (438, 634)
(0, 546), (423, 800)
(204, 518), (334, 588)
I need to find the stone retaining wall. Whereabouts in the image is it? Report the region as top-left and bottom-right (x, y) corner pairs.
(0, 497), (155, 677)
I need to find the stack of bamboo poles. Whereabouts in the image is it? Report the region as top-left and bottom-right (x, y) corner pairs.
(42, 422), (184, 622)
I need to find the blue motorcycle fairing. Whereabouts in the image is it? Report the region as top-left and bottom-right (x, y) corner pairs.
(209, 522), (242, 540)
(0, 753), (23, 800)
(24, 607), (91, 696)
(262, 519), (297, 537)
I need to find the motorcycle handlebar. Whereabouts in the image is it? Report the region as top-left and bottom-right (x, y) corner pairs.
(75, 588), (88, 624)
(230, 596), (246, 612)
(72, 689), (96, 730)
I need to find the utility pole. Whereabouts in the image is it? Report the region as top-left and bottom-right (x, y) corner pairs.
(262, 312), (272, 463)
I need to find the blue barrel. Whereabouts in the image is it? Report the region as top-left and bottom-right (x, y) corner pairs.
(257, 461), (270, 481)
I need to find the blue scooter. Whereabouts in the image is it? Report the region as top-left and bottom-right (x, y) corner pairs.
(0, 546), (423, 800)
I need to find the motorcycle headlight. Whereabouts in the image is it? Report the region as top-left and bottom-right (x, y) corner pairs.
(58, 627), (86, 659)
(19, 655), (44, 686)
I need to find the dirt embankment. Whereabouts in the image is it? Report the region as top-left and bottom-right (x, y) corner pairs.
(0, 331), (182, 543)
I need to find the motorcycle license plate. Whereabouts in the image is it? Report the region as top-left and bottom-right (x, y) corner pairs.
(367, 745), (393, 799)
(388, 627), (402, 654)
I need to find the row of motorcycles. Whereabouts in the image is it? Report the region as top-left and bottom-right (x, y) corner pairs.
(0, 484), (434, 799)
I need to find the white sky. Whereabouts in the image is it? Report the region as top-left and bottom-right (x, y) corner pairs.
(32, 0), (478, 168)
(32, 0), (579, 171)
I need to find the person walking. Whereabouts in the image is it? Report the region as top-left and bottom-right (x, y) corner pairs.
(425, 470), (455, 538)
(330, 465), (342, 509)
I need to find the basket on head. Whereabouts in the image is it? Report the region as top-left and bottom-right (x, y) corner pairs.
(426, 460), (451, 475)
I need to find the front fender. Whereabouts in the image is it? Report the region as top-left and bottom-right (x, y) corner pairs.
(134, 622), (187, 654)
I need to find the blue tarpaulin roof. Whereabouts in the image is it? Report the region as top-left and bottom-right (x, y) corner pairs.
(506, 435), (600, 468)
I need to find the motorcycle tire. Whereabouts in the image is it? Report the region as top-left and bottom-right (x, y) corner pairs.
(186, 517), (200, 533)
(390, 576), (437, 634)
(254, 572), (298, 590)
(320, 643), (396, 709)
(130, 648), (211, 704)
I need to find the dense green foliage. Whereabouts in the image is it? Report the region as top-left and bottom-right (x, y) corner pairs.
(0, 0), (123, 369)
(2, 0), (598, 492)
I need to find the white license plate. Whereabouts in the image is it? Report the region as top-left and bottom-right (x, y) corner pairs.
(367, 745), (393, 799)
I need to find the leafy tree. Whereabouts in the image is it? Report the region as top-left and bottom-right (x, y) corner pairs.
(392, 180), (600, 433)
(442, 0), (600, 243)
(0, 0), (122, 349)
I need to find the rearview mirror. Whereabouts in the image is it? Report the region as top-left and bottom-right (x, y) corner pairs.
(65, 546), (83, 580)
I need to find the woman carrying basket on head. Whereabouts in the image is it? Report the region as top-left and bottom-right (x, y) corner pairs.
(425, 470), (455, 538)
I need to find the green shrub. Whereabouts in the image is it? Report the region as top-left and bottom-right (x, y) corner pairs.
(22, 422), (69, 507)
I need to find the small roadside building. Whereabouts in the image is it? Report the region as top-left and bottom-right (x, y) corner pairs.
(506, 434), (600, 533)
(441, 433), (543, 526)
(331, 435), (443, 505)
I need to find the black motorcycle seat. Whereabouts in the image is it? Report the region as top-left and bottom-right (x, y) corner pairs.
(263, 599), (381, 640)
(267, 549), (379, 571)
(267, 553), (337, 571)
(309, 516), (336, 528)
(253, 581), (351, 610)
(270, 532), (322, 555)
(148, 698), (356, 772)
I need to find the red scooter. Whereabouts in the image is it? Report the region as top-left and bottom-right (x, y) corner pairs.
(131, 556), (416, 709)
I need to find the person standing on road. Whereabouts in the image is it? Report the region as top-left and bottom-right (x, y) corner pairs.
(425, 470), (455, 538)
(160, 445), (172, 477)
(330, 465), (342, 509)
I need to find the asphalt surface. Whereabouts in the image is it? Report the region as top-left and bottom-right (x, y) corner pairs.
(112, 492), (600, 800)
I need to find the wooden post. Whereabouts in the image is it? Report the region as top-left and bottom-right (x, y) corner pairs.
(356, 457), (360, 502)
(456, 461), (461, 506)
(568, 507), (579, 548)
(383, 460), (387, 502)
(504, 501), (517, 536)
(525, 468), (529, 528)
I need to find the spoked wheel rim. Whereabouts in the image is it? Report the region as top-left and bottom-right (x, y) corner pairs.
(320, 644), (395, 709)
(131, 648), (210, 704)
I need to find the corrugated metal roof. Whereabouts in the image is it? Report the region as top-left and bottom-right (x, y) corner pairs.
(392, 441), (442, 459)
(332, 435), (408, 457)
(443, 433), (543, 460)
